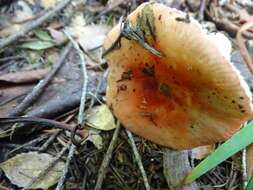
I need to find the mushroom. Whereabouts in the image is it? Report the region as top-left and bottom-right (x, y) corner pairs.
(103, 2), (253, 150)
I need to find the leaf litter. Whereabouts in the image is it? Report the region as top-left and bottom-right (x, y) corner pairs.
(0, 0), (253, 189)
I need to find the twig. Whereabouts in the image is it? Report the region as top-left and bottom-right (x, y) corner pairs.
(9, 42), (73, 116)
(237, 22), (253, 188)
(237, 22), (253, 74)
(54, 30), (88, 189)
(86, 0), (126, 24)
(7, 134), (49, 156)
(243, 148), (248, 188)
(88, 69), (109, 110)
(38, 131), (61, 152)
(63, 31), (88, 126)
(126, 129), (151, 190)
(109, 164), (132, 190)
(23, 143), (70, 190)
(0, 0), (72, 49)
(55, 143), (76, 190)
(0, 117), (75, 133)
(198, 0), (206, 22)
(94, 121), (121, 190)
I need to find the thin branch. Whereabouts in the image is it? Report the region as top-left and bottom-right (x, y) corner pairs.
(0, 0), (72, 49)
(64, 31), (88, 126)
(7, 134), (49, 156)
(55, 30), (89, 189)
(0, 117), (73, 132)
(237, 22), (253, 74)
(9, 42), (73, 116)
(126, 129), (151, 190)
(198, 0), (206, 22)
(38, 131), (61, 152)
(243, 148), (247, 188)
(94, 121), (121, 190)
(55, 144), (76, 190)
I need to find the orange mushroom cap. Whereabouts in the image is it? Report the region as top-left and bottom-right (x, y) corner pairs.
(103, 2), (253, 150)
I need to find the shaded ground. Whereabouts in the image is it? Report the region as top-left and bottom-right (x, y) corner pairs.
(0, 0), (253, 189)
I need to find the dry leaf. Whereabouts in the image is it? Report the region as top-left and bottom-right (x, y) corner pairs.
(0, 24), (23, 38)
(191, 145), (215, 160)
(87, 130), (103, 149)
(67, 14), (111, 50)
(41, 0), (60, 9)
(86, 104), (116, 131)
(12, 1), (34, 23)
(0, 152), (65, 189)
(47, 28), (67, 45)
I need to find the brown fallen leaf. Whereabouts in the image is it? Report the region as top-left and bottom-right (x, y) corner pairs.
(0, 68), (49, 84)
(12, 1), (34, 23)
(0, 152), (65, 189)
(41, 0), (60, 9)
(191, 145), (215, 160)
(0, 85), (33, 117)
(47, 28), (67, 45)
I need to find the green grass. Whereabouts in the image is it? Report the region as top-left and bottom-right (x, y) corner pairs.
(185, 121), (253, 184)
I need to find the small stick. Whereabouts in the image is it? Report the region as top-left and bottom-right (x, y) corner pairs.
(38, 131), (61, 152)
(126, 129), (151, 190)
(0, 117), (76, 133)
(9, 42), (73, 116)
(237, 22), (253, 74)
(94, 121), (121, 190)
(242, 148), (248, 188)
(86, 0), (125, 24)
(22, 143), (70, 190)
(237, 23), (253, 187)
(55, 144), (76, 190)
(64, 31), (88, 126)
(54, 31), (88, 189)
(7, 134), (49, 155)
(198, 0), (206, 22)
(0, 0), (72, 49)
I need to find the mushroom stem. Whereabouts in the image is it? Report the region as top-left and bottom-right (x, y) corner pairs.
(163, 149), (199, 190)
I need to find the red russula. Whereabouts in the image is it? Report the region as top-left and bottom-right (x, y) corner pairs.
(103, 2), (253, 149)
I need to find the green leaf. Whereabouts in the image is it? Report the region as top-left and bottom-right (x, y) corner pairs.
(246, 175), (253, 190)
(185, 121), (253, 184)
(34, 29), (53, 41)
(19, 40), (55, 50)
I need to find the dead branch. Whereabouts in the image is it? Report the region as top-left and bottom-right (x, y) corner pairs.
(126, 129), (151, 190)
(9, 42), (73, 116)
(55, 144), (76, 190)
(94, 121), (121, 190)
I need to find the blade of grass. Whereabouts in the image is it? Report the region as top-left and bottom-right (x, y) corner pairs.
(185, 121), (253, 184)
(246, 175), (253, 190)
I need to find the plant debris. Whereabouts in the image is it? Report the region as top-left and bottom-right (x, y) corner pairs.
(0, 0), (253, 189)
